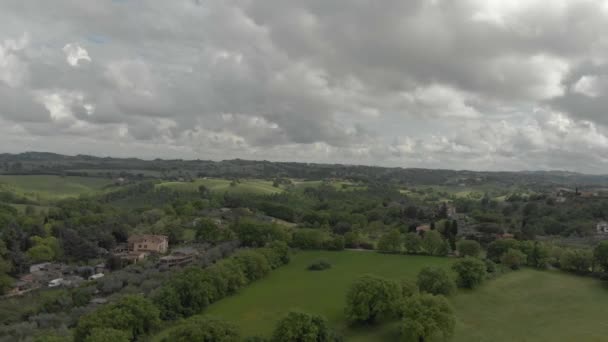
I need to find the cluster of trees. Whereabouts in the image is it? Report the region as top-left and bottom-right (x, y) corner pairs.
(161, 310), (342, 342)
(154, 242), (289, 320)
(344, 274), (455, 341)
(46, 243), (290, 341)
(378, 230), (450, 256)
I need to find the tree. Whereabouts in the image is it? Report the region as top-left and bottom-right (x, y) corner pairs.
(0, 257), (13, 295)
(195, 218), (226, 243)
(398, 294), (455, 342)
(403, 233), (422, 254)
(345, 275), (401, 324)
(416, 267), (455, 296)
(593, 241), (608, 273)
(84, 328), (130, 342)
(400, 279), (418, 298)
(500, 248), (526, 270)
(487, 239), (519, 263)
(272, 311), (338, 342)
(324, 235), (345, 251)
(234, 250), (271, 282)
(162, 316), (239, 342)
(452, 257), (487, 289)
(344, 231), (361, 248)
(378, 229), (402, 253)
(456, 240), (481, 258)
(422, 231), (448, 256)
(27, 236), (61, 262)
(560, 249), (593, 274)
(519, 241), (549, 269)
(292, 229), (325, 250)
(75, 295), (160, 342)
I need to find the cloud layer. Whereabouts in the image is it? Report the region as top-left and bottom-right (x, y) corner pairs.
(1, 0), (608, 172)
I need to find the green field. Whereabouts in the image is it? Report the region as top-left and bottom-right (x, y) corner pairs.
(162, 251), (608, 341)
(0, 175), (113, 202)
(157, 178), (284, 195)
(197, 251), (452, 341)
(452, 269), (608, 341)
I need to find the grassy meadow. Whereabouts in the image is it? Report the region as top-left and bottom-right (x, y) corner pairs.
(155, 250), (608, 341)
(156, 178), (284, 195)
(0, 175), (113, 203)
(154, 251), (453, 341)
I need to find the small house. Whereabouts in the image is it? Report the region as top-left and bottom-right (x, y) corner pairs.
(597, 221), (608, 234)
(128, 234), (169, 254)
(416, 225), (431, 234)
(160, 247), (199, 268)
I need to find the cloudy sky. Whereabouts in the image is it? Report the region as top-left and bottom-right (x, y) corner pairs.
(2, 1), (608, 172)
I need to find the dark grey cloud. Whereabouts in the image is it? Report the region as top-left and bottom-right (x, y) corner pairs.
(1, 0), (608, 172)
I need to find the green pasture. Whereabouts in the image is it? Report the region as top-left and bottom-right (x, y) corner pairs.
(0, 175), (113, 203)
(157, 250), (608, 341)
(156, 178), (284, 195)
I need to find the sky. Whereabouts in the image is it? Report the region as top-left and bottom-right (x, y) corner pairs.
(2, 1), (608, 173)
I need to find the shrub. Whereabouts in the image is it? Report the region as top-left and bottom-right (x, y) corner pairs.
(308, 260), (332, 271)
(416, 267), (455, 296)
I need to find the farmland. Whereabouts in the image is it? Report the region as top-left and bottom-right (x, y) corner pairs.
(0, 175), (113, 203)
(156, 178), (284, 195)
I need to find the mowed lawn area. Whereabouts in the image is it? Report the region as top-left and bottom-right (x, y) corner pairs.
(184, 251), (608, 341)
(156, 178), (283, 195)
(0, 175), (113, 202)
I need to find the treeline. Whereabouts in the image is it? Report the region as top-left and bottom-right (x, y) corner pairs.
(37, 242), (292, 342)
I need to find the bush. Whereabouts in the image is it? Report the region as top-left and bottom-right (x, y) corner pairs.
(452, 257), (487, 289)
(308, 260), (332, 271)
(456, 240), (482, 258)
(416, 267), (455, 296)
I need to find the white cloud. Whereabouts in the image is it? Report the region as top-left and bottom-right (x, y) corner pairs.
(572, 75), (601, 97)
(0, 33), (29, 87)
(62, 43), (91, 67)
